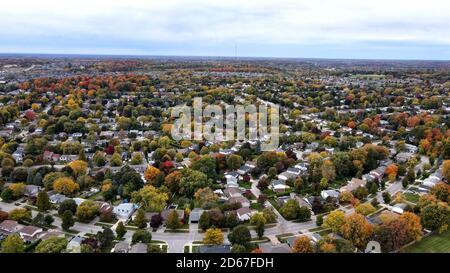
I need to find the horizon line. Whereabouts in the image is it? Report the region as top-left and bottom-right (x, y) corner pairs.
(0, 52), (449, 62)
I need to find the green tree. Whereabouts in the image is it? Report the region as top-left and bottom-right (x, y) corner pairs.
(110, 153), (123, 167)
(61, 210), (75, 231)
(250, 213), (267, 238)
(97, 227), (115, 252)
(228, 225), (251, 246)
(132, 229), (152, 244)
(1, 234), (25, 253)
(179, 169), (209, 196)
(191, 155), (217, 179)
(1, 188), (13, 202)
(35, 237), (68, 253)
(58, 199), (77, 215)
(227, 154), (243, 170)
(134, 208), (148, 229)
(420, 203), (449, 232)
(231, 244), (247, 253)
(8, 208), (31, 222)
(199, 211), (211, 230)
(116, 222), (127, 239)
(280, 199), (300, 220)
(36, 191), (51, 212)
(316, 214), (324, 227)
(76, 200), (99, 222)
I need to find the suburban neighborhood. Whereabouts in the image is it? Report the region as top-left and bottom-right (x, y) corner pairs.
(0, 56), (449, 254)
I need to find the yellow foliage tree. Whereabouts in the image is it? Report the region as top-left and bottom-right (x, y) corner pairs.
(203, 227), (224, 245)
(144, 166), (161, 183)
(68, 160), (88, 177)
(291, 236), (314, 253)
(53, 177), (80, 196)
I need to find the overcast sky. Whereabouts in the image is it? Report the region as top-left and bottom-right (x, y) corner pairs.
(1, 0), (449, 59)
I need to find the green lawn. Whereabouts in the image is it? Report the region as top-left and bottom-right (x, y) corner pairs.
(405, 230), (450, 253)
(404, 192), (420, 204)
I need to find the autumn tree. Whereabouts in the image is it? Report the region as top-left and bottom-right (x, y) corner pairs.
(53, 177), (80, 196)
(194, 187), (218, 208)
(443, 160), (450, 181)
(76, 200), (99, 222)
(68, 160), (88, 177)
(166, 210), (181, 229)
(134, 208), (147, 229)
(430, 183), (449, 202)
(323, 210), (345, 233)
(291, 236), (314, 253)
(341, 213), (373, 249)
(385, 164), (398, 182)
(321, 160), (336, 182)
(144, 166), (161, 184)
(355, 203), (376, 216)
(131, 185), (168, 212)
(203, 227), (224, 245)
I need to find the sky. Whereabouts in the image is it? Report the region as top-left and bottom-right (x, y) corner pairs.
(0, 0), (450, 60)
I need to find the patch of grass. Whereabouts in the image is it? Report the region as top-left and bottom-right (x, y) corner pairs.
(95, 222), (114, 228)
(164, 229), (189, 233)
(150, 240), (166, 244)
(308, 227), (323, 232)
(318, 229), (331, 236)
(125, 225), (139, 231)
(250, 202), (264, 211)
(404, 192), (420, 204)
(404, 230), (450, 253)
(276, 233), (294, 243)
(24, 205), (38, 211)
(239, 181), (252, 189)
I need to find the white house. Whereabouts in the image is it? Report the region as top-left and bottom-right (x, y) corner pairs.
(321, 190), (340, 200)
(113, 203), (138, 220)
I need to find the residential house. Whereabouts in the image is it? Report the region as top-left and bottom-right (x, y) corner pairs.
(18, 225), (43, 242)
(340, 178), (366, 193)
(236, 207), (254, 221)
(258, 242), (291, 253)
(113, 203), (138, 220)
(0, 220), (20, 235)
(228, 196), (250, 208)
(321, 189), (340, 200)
(396, 152), (413, 164)
(270, 179), (290, 192)
(223, 187), (242, 199)
(24, 185), (40, 198)
(67, 236), (84, 253)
